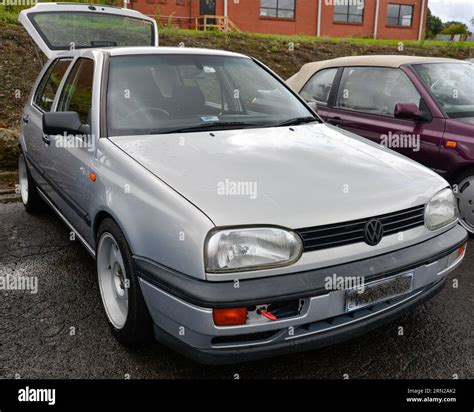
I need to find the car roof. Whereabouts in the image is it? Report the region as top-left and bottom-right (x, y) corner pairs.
(287, 55), (464, 91)
(107, 46), (248, 58)
(50, 46), (249, 60)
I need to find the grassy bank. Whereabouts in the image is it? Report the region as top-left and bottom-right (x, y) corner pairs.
(160, 27), (474, 49)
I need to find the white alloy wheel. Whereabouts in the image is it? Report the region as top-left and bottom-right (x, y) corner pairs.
(97, 232), (129, 329)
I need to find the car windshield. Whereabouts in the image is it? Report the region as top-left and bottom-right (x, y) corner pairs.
(412, 63), (474, 119)
(106, 54), (316, 136)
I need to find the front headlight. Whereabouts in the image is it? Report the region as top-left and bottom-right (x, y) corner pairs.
(425, 188), (458, 231)
(205, 227), (303, 273)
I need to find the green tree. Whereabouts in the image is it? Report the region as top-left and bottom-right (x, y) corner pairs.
(426, 8), (443, 38)
(442, 22), (469, 36)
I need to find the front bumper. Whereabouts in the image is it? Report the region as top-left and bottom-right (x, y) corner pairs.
(136, 224), (467, 364)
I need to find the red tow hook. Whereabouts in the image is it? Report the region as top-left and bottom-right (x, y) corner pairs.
(257, 308), (277, 321)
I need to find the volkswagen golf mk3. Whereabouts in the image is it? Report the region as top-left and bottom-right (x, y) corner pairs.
(18, 3), (467, 364)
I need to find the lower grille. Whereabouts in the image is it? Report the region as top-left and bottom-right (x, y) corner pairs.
(296, 205), (426, 252)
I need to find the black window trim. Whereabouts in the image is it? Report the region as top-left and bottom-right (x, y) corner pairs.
(332, 65), (432, 121)
(260, 0), (296, 19)
(333, 0), (365, 24)
(387, 3), (414, 27)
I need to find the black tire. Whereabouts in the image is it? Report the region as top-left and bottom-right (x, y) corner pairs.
(96, 218), (153, 344)
(454, 168), (474, 238)
(18, 152), (45, 213)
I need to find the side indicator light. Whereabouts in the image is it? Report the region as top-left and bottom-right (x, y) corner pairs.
(458, 243), (466, 257)
(446, 141), (457, 149)
(213, 308), (247, 326)
(89, 172), (97, 182)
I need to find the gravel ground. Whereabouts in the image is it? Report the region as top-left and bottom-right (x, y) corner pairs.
(0, 202), (472, 379)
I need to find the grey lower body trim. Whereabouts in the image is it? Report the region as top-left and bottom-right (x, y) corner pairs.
(152, 276), (448, 365)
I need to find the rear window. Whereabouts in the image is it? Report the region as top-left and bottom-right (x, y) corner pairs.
(29, 12), (155, 51)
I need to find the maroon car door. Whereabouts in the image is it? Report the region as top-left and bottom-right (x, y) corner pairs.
(322, 66), (445, 171)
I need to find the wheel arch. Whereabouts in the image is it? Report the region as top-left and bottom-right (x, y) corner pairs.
(92, 209), (135, 254)
(451, 164), (474, 185)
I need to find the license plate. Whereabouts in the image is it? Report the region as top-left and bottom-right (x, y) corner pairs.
(346, 272), (414, 312)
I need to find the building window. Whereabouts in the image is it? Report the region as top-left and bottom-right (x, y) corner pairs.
(387, 4), (414, 27)
(260, 0), (296, 19)
(333, 0), (364, 23)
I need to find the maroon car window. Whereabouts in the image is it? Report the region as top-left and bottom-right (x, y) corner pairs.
(301, 68), (338, 105)
(336, 67), (421, 117)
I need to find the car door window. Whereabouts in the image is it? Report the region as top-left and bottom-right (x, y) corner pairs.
(57, 58), (94, 124)
(33, 58), (72, 112)
(300, 68), (338, 105)
(336, 67), (422, 117)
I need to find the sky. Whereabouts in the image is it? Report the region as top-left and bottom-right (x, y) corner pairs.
(428, 0), (474, 31)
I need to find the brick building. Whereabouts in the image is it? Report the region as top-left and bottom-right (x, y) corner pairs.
(128, 0), (428, 40)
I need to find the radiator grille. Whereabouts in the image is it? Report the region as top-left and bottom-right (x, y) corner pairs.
(296, 205), (426, 252)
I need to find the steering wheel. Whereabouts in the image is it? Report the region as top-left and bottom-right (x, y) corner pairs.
(122, 107), (171, 123)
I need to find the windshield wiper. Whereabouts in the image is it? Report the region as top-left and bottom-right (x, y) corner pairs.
(275, 116), (320, 127)
(155, 121), (263, 135)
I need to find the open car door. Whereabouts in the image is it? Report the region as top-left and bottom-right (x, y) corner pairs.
(19, 3), (159, 60)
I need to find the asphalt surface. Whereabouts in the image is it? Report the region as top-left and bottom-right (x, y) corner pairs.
(0, 202), (472, 379)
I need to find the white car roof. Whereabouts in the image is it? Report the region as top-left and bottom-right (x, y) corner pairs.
(47, 46), (249, 61)
(107, 46), (249, 58)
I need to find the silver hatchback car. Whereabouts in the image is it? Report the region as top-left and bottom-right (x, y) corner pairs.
(18, 4), (467, 364)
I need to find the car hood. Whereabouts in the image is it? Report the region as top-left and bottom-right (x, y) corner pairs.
(109, 124), (447, 228)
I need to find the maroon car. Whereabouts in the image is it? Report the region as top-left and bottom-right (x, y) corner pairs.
(288, 55), (474, 235)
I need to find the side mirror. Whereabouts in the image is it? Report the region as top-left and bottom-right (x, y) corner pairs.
(306, 100), (318, 113)
(394, 103), (424, 121)
(42, 112), (90, 136)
